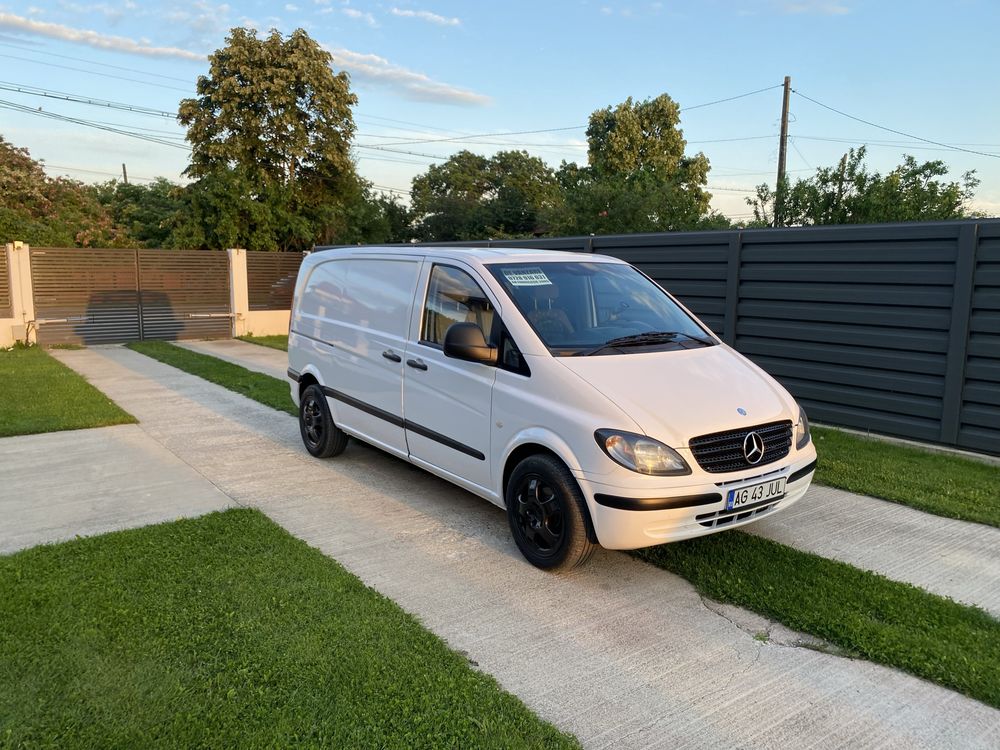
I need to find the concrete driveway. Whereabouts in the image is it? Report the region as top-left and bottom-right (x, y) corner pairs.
(37, 345), (998, 749)
(178, 338), (1000, 619)
(0, 424), (235, 554)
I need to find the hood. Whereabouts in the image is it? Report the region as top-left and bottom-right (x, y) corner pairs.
(556, 344), (796, 448)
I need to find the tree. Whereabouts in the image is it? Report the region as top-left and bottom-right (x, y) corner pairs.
(0, 136), (132, 247)
(748, 147), (980, 226)
(551, 94), (721, 235)
(178, 27), (359, 249)
(94, 178), (182, 248)
(411, 150), (561, 240)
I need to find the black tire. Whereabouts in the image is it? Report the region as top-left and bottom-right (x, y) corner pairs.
(299, 384), (348, 458)
(506, 454), (597, 571)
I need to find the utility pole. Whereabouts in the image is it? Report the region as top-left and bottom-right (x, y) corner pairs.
(121, 163), (129, 185)
(775, 75), (791, 227)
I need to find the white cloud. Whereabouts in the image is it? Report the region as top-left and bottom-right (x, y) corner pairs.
(285, 3), (299, 10)
(390, 7), (460, 26)
(326, 46), (489, 106)
(0, 12), (206, 59)
(343, 8), (377, 26)
(0, 12), (490, 107)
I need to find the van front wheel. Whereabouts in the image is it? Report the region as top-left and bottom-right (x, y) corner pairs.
(506, 455), (596, 571)
(299, 384), (348, 458)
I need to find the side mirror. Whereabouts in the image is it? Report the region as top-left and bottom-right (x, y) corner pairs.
(443, 322), (498, 366)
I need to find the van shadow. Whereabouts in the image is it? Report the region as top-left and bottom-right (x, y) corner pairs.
(76, 290), (183, 344)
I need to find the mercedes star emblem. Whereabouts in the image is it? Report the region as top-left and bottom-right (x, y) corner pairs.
(743, 431), (765, 464)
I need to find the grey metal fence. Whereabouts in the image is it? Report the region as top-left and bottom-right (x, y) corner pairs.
(413, 220), (1000, 455)
(246, 251), (304, 311)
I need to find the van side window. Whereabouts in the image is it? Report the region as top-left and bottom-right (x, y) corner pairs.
(494, 322), (531, 377)
(421, 265), (495, 346)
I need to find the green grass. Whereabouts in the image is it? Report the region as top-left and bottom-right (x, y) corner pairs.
(238, 334), (288, 351)
(0, 345), (135, 437)
(0, 508), (578, 749)
(127, 341), (295, 416)
(634, 531), (1000, 709)
(812, 425), (1000, 528)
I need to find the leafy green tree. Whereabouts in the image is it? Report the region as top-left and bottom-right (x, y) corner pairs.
(748, 147), (980, 226)
(411, 150), (561, 240)
(178, 27), (359, 249)
(94, 178), (182, 248)
(0, 136), (132, 247)
(550, 94), (721, 234)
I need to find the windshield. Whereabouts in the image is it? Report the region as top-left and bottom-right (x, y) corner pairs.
(487, 261), (715, 355)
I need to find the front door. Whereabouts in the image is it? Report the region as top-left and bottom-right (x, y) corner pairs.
(403, 263), (498, 493)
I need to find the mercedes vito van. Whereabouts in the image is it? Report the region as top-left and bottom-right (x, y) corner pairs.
(287, 246), (816, 570)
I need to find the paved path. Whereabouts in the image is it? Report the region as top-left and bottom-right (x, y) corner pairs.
(0, 424), (235, 554)
(180, 338), (1000, 618)
(177, 338), (288, 379)
(47, 345), (999, 749)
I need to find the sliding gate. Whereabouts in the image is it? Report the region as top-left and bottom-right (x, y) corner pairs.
(30, 248), (232, 345)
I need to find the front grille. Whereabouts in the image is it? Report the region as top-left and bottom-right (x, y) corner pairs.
(688, 420), (793, 474)
(696, 498), (782, 529)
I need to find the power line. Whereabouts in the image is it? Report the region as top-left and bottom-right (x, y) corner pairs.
(0, 41), (195, 83)
(0, 81), (177, 118)
(42, 163), (161, 182)
(792, 89), (1000, 159)
(681, 83), (784, 112)
(0, 52), (194, 92)
(0, 99), (190, 150)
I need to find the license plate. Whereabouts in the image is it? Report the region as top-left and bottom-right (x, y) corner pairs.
(726, 476), (787, 511)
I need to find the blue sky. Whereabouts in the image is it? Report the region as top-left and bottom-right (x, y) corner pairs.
(1, 0), (998, 220)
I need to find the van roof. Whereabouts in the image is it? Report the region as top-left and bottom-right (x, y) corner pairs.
(310, 244), (623, 266)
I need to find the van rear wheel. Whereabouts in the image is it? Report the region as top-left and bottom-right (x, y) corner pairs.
(506, 455), (596, 571)
(299, 384), (348, 458)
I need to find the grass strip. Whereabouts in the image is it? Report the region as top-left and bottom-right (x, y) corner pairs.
(0, 345), (135, 437)
(812, 426), (999, 528)
(0, 509), (577, 748)
(127, 341), (295, 416)
(238, 334), (288, 351)
(634, 531), (1000, 708)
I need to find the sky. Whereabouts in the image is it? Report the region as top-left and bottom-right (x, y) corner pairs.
(1, 0), (998, 221)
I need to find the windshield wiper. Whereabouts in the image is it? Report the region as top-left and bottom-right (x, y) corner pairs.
(575, 331), (714, 356)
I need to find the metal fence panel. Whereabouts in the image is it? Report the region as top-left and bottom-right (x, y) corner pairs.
(735, 227), (959, 443)
(0, 247), (12, 319)
(246, 251), (304, 311)
(29, 247), (139, 345)
(961, 226), (1000, 452)
(137, 250), (231, 340)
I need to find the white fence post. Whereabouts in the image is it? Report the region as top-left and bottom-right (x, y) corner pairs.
(2, 242), (36, 346)
(228, 248), (249, 337)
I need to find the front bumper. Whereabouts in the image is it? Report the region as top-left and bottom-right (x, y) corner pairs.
(577, 450), (817, 550)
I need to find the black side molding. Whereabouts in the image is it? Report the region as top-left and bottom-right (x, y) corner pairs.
(287, 368), (301, 382)
(320, 385), (485, 461)
(789, 459), (818, 484)
(322, 385), (404, 428)
(594, 493), (722, 512)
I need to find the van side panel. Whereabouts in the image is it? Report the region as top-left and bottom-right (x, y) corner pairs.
(292, 257), (421, 455)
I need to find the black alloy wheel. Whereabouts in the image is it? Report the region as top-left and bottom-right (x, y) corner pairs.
(299, 384), (348, 458)
(506, 454), (596, 571)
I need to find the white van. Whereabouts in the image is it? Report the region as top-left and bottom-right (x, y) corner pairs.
(288, 246), (816, 570)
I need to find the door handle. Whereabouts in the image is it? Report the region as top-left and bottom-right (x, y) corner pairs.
(406, 358), (428, 371)
(382, 350), (402, 363)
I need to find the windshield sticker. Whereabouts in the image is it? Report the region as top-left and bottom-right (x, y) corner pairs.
(503, 267), (552, 287)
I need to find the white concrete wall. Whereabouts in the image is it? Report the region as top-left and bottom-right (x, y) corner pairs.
(244, 309), (291, 337)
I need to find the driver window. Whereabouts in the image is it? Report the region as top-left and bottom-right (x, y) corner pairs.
(421, 265), (495, 346)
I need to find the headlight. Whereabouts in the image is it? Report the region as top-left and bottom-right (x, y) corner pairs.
(795, 408), (811, 450)
(594, 429), (691, 476)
